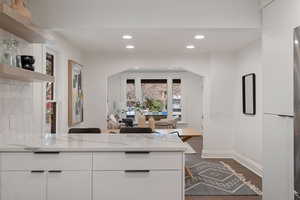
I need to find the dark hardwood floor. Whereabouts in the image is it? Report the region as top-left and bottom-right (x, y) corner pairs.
(186, 136), (262, 200)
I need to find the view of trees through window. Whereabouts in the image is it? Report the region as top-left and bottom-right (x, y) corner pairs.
(126, 78), (182, 120)
(126, 79), (136, 107)
(141, 79), (167, 113)
(172, 79), (182, 120)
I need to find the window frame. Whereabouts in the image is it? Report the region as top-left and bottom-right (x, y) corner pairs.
(122, 73), (184, 122)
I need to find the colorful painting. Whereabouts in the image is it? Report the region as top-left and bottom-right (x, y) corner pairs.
(68, 60), (84, 126)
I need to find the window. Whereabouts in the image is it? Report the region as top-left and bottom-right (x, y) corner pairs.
(124, 77), (182, 121)
(126, 79), (136, 107)
(141, 79), (168, 118)
(126, 79), (136, 116)
(172, 79), (182, 120)
(45, 52), (56, 134)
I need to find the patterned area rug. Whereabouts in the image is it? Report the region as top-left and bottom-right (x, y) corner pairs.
(185, 155), (262, 196)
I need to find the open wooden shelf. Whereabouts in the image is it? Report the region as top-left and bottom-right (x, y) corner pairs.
(0, 64), (54, 82)
(0, 3), (49, 43)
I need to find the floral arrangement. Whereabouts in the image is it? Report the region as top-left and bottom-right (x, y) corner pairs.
(128, 98), (165, 113)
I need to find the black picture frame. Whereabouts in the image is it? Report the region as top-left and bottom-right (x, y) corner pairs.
(242, 73), (256, 115)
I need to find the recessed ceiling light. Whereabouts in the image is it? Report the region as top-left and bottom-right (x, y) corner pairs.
(295, 40), (299, 44)
(186, 45), (195, 49)
(122, 35), (133, 39)
(194, 35), (205, 40)
(126, 45), (135, 49)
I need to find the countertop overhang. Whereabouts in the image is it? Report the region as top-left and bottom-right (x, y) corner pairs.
(0, 133), (186, 152)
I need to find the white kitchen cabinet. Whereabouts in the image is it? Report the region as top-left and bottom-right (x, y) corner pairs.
(0, 150), (184, 200)
(0, 153), (92, 200)
(93, 170), (182, 200)
(0, 171), (92, 200)
(47, 171), (91, 200)
(262, 14), (294, 115)
(263, 114), (294, 200)
(0, 171), (46, 200)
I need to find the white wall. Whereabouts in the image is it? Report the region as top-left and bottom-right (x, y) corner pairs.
(202, 53), (237, 156)
(83, 52), (237, 155)
(83, 53), (211, 129)
(182, 72), (204, 130)
(107, 71), (204, 130)
(233, 40), (263, 176)
(107, 73), (123, 115)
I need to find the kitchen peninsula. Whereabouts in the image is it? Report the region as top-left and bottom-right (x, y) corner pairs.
(0, 133), (186, 200)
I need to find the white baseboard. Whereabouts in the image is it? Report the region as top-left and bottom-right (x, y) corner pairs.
(202, 149), (263, 177)
(233, 152), (263, 177)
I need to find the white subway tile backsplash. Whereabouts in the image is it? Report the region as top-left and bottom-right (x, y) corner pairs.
(0, 116), (10, 134)
(0, 78), (34, 135)
(0, 29), (38, 135)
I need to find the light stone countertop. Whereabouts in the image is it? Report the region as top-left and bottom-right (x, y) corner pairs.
(0, 133), (186, 152)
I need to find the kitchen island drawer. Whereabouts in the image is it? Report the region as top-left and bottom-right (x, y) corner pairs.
(0, 152), (92, 171)
(93, 152), (183, 170)
(93, 170), (182, 200)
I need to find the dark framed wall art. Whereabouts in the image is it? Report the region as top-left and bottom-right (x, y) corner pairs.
(242, 73), (256, 115)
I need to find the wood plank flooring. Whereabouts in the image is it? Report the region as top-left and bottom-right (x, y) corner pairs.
(186, 136), (262, 200)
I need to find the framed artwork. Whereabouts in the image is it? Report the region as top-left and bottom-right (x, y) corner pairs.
(68, 60), (84, 126)
(242, 73), (256, 115)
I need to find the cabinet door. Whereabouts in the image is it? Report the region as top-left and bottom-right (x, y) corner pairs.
(47, 171), (91, 200)
(263, 114), (294, 200)
(1, 171), (46, 200)
(262, 17), (294, 115)
(93, 170), (182, 200)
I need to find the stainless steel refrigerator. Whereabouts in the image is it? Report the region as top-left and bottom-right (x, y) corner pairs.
(295, 26), (300, 200)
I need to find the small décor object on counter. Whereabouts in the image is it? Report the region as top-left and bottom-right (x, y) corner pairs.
(137, 113), (146, 128)
(10, 0), (32, 20)
(148, 117), (155, 130)
(19, 55), (35, 71)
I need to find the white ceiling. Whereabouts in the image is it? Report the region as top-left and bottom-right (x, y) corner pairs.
(27, 0), (261, 54)
(55, 28), (261, 54)
(28, 0), (260, 29)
